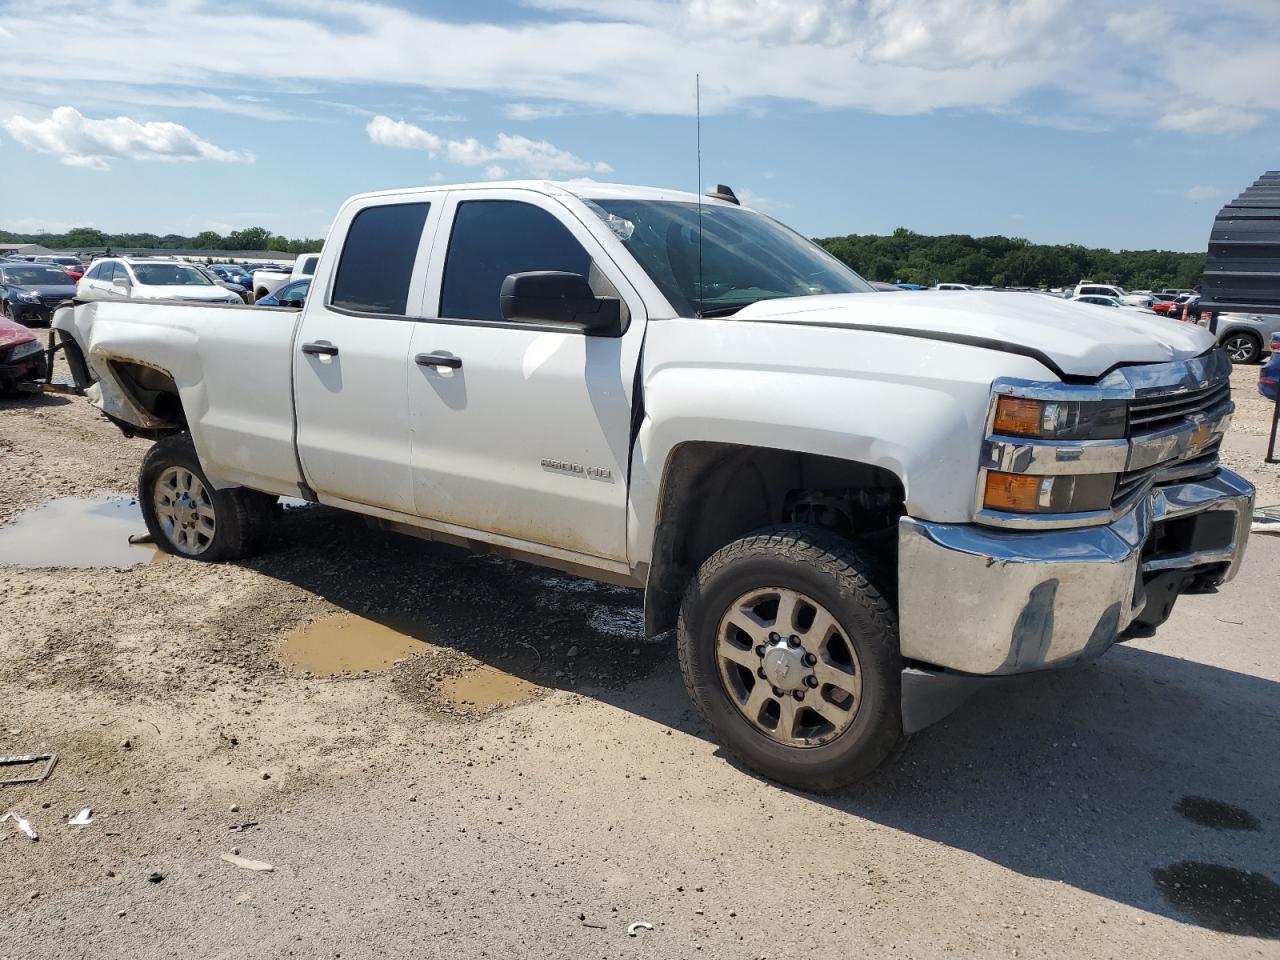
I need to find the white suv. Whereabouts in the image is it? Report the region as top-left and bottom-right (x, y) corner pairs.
(77, 259), (242, 304)
(1073, 282), (1153, 309)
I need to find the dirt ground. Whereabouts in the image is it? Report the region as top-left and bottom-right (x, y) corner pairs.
(1, 359), (1278, 959)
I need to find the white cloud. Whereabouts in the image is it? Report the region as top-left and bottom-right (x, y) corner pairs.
(0, 0), (1275, 137)
(503, 102), (570, 120)
(1159, 105), (1263, 134)
(1184, 185), (1221, 201)
(368, 116), (612, 176)
(1, 106), (251, 170)
(484, 164), (507, 179)
(366, 114), (442, 152)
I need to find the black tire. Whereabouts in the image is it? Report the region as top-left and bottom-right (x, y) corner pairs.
(1221, 331), (1262, 364)
(677, 524), (904, 793)
(139, 434), (274, 562)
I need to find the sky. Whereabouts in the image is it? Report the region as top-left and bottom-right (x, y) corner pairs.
(0, 0), (1276, 252)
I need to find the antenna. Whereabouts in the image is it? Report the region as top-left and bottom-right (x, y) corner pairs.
(696, 73), (704, 319)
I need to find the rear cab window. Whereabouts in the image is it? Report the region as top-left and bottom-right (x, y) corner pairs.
(329, 202), (430, 316)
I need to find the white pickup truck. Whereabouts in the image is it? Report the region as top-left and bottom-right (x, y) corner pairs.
(53, 180), (1254, 791)
(252, 253), (320, 303)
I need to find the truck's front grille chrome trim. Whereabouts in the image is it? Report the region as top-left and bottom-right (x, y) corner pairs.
(978, 349), (1235, 530)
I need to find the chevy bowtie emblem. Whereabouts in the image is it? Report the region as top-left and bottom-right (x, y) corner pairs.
(1186, 414), (1214, 452)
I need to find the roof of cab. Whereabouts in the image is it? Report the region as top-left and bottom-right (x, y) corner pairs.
(344, 180), (745, 208)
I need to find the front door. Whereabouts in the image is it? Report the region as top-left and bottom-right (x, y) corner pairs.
(406, 190), (644, 563)
(293, 198), (439, 513)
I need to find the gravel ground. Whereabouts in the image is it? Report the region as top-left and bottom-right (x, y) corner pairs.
(1, 358), (1278, 959)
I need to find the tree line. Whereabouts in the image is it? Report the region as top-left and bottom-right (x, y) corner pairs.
(0, 225), (324, 254)
(3, 222), (1206, 289)
(815, 228), (1205, 290)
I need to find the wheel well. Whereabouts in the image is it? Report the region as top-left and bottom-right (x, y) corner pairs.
(1220, 328), (1262, 346)
(644, 442), (905, 637)
(107, 359), (187, 437)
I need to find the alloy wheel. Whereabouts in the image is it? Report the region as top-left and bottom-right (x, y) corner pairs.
(715, 587), (863, 747)
(153, 465), (217, 555)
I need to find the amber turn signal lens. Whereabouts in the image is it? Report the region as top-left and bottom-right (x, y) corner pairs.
(993, 396), (1045, 437)
(984, 471), (1047, 512)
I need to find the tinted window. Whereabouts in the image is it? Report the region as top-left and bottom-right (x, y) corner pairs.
(331, 202), (429, 315)
(99, 263), (116, 282)
(440, 200), (591, 322)
(300, 255), (319, 275)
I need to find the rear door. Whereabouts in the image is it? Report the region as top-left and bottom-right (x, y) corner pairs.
(404, 189), (645, 563)
(292, 196), (440, 513)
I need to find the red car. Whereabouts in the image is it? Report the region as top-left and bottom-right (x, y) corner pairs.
(1151, 301), (1179, 316)
(0, 317), (47, 393)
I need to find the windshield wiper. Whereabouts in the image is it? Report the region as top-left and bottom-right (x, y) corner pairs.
(697, 302), (755, 318)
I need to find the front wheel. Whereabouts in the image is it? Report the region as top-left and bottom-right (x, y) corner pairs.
(677, 525), (905, 792)
(139, 434), (274, 562)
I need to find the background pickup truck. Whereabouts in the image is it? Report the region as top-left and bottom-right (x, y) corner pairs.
(53, 180), (1254, 791)
(252, 253), (319, 303)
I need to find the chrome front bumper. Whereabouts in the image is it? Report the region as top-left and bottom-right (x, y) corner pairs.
(897, 468), (1254, 676)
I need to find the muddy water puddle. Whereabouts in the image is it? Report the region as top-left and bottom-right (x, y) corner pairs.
(277, 615), (430, 676)
(440, 667), (540, 710)
(278, 613), (543, 712)
(0, 494), (156, 568)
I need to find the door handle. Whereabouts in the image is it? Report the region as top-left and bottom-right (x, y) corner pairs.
(301, 342), (339, 357)
(415, 352), (462, 369)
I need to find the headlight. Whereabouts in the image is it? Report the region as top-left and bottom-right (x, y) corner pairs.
(17, 291), (41, 303)
(992, 395), (1126, 440)
(8, 340), (44, 361)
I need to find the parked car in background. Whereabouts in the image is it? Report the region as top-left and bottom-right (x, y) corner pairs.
(932, 283), (973, 291)
(1260, 334), (1280, 400)
(252, 253), (320, 302)
(0, 262), (79, 326)
(1070, 295), (1157, 314)
(255, 277), (311, 307)
(209, 264), (253, 287)
(193, 264), (251, 303)
(77, 259), (242, 304)
(0, 315), (47, 393)
(1073, 283), (1153, 309)
(894, 282), (927, 290)
(1213, 312), (1280, 364)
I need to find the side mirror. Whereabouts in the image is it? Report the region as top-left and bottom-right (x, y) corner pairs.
(500, 271), (622, 335)
(112, 276), (132, 290)
(280, 297), (304, 309)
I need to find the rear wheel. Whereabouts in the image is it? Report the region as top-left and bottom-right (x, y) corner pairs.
(677, 525), (904, 792)
(1222, 331), (1262, 364)
(139, 434), (273, 562)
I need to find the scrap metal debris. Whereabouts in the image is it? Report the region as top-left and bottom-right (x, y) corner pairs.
(67, 808), (93, 827)
(627, 921), (654, 937)
(1252, 508), (1280, 535)
(0, 753), (58, 787)
(2, 811), (38, 840)
(221, 852), (274, 872)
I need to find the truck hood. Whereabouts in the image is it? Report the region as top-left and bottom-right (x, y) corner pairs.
(732, 291), (1216, 379)
(140, 286), (233, 300)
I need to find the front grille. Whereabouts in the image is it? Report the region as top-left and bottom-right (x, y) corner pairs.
(1128, 381), (1232, 431)
(1113, 370), (1233, 505)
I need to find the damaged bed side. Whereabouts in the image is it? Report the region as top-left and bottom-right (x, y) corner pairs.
(51, 297), (308, 498)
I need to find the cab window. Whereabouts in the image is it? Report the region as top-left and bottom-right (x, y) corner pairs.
(439, 200), (592, 323)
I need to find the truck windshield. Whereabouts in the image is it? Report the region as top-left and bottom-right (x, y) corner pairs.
(584, 198), (871, 317)
(132, 264), (213, 286)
